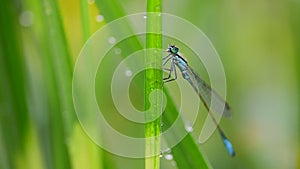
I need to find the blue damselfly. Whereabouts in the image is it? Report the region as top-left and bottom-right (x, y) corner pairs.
(163, 45), (235, 157)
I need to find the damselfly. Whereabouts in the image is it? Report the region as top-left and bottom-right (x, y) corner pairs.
(163, 45), (235, 157)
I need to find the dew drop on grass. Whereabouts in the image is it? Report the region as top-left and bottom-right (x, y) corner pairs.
(108, 36), (116, 44)
(19, 10), (34, 27)
(96, 15), (104, 22)
(164, 153), (173, 160)
(185, 122), (193, 132)
(125, 70), (132, 77)
(185, 126), (193, 132)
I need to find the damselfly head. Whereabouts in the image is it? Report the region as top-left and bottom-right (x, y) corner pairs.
(168, 45), (179, 54)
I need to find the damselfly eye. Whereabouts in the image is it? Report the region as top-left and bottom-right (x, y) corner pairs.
(171, 46), (179, 53)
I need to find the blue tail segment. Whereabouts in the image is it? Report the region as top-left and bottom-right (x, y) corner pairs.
(220, 132), (235, 157)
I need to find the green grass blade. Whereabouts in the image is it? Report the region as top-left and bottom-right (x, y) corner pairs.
(145, 0), (163, 169)
(0, 0), (30, 168)
(80, 0), (91, 41)
(162, 93), (211, 169)
(21, 0), (75, 168)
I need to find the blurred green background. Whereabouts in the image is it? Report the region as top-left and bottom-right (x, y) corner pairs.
(0, 0), (299, 169)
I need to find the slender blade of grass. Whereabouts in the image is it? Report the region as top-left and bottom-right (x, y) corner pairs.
(80, 0), (91, 41)
(145, 0), (163, 169)
(21, 0), (75, 168)
(0, 0), (29, 168)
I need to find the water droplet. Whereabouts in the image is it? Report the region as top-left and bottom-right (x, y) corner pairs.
(125, 70), (132, 77)
(185, 123), (193, 132)
(19, 10), (34, 27)
(88, 0), (95, 4)
(108, 36), (116, 44)
(96, 15), (104, 22)
(114, 48), (121, 55)
(164, 153), (173, 160)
